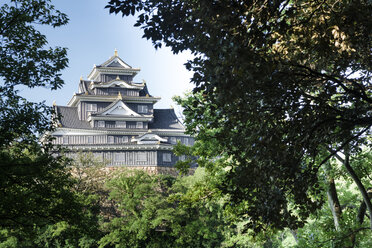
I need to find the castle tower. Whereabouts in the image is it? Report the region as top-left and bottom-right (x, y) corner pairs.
(50, 51), (193, 170)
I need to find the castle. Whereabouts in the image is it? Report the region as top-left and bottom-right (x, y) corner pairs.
(49, 50), (193, 172)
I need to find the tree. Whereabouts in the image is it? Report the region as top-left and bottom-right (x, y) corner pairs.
(0, 0), (99, 243)
(106, 0), (372, 234)
(99, 169), (227, 248)
(0, 0), (68, 145)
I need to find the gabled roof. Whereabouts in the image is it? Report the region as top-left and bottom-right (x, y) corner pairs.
(139, 84), (152, 97)
(87, 50), (140, 81)
(98, 50), (132, 69)
(149, 109), (185, 130)
(53, 106), (185, 132)
(78, 80), (95, 95)
(90, 78), (144, 90)
(132, 132), (168, 144)
(92, 99), (140, 117)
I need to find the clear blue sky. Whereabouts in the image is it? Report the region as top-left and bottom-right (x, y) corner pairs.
(19, 0), (193, 109)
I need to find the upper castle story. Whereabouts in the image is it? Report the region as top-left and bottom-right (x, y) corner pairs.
(65, 50), (161, 127)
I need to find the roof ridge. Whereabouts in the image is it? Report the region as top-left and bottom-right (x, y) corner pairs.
(57, 105), (76, 108)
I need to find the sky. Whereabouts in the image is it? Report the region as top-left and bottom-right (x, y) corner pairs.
(19, 0), (194, 109)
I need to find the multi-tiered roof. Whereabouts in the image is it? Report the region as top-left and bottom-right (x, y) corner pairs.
(50, 51), (192, 168)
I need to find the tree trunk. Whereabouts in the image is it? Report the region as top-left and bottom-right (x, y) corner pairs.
(327, 177), (342, 231)
(335, 151), (372, 230)
(357, 188), (372, 224)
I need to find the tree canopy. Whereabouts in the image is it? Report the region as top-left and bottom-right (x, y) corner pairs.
(0, 1), (98, 243)
(0, 0), (68, 145)
(106, 0), (372, 232)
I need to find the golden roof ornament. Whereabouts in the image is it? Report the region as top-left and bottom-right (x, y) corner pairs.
(118, 91), (122, 100)
(52, 100), (56, 106)
(114, 48), (118, 57)
(116, 75), (120, 80)
(80, 75), (83, 81)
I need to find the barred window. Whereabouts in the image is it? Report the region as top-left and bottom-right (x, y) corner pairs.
(170, 137), (176, 144)
(108, 136), (114, 144)
(163, 153), (172, 162)
(121, 136), (129, 143)
(87, 103), (97, 111)
(138, 105), (148, 113)
(116, 121), (126, 128)
(98, 121), (105, 128)
(136, 122), (143, 129)
(114, 153), (125, 162)
(137, 152), (147, 162)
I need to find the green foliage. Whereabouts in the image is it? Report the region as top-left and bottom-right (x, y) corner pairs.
(107, 0), (372, 233)
(0, 0), (68, 145)
(99, 168), (228, 247)
(0, 1), (102, 246)
(0, 143), (101, 247)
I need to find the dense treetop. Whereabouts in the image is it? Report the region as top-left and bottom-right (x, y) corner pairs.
(107, 0), (372, 231)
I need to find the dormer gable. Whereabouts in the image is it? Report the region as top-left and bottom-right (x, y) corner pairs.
(132, 132), (167, 144)
(87, 50), (140, 81)
(100, 53), (132, 69)
(93, 99), (140, 117)
(90, 78), (144, 90)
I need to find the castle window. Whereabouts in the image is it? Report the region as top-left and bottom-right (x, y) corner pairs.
(163, 153), (172, 162)
(138, 105), (148, 113)
(137, 152), (147, 162)
(98, 121), (105, 127)
(114, 153), (124, 162)
(87, 103), (97, 112)
(127, 90), (138, 96)
(108, 88), (118, 95)
(108, 136), (114, 144)
(121, 136), (129, 143)
(87, 136), (93, 144)
(63, 136), (68, 144)
(136, 122), (143, 129)
(170, 137), (176, 144)
(116, 121), (126, 128)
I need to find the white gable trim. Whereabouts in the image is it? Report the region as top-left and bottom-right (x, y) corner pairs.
(107, 57), (131, 68)
(100, 101), (140, 116)
(132, 133), (167, 144)
(90, 79), (144, 90)
(102, 56), (131, 68)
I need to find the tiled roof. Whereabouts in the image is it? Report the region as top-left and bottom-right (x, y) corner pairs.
(56, 106), (91, 129)
(106, 61), (122, 68)
(149, 109), (185, 130)
(83, 80), (95, 95)
(55, 106), (185, 131)
(139, 84), (152, 97)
